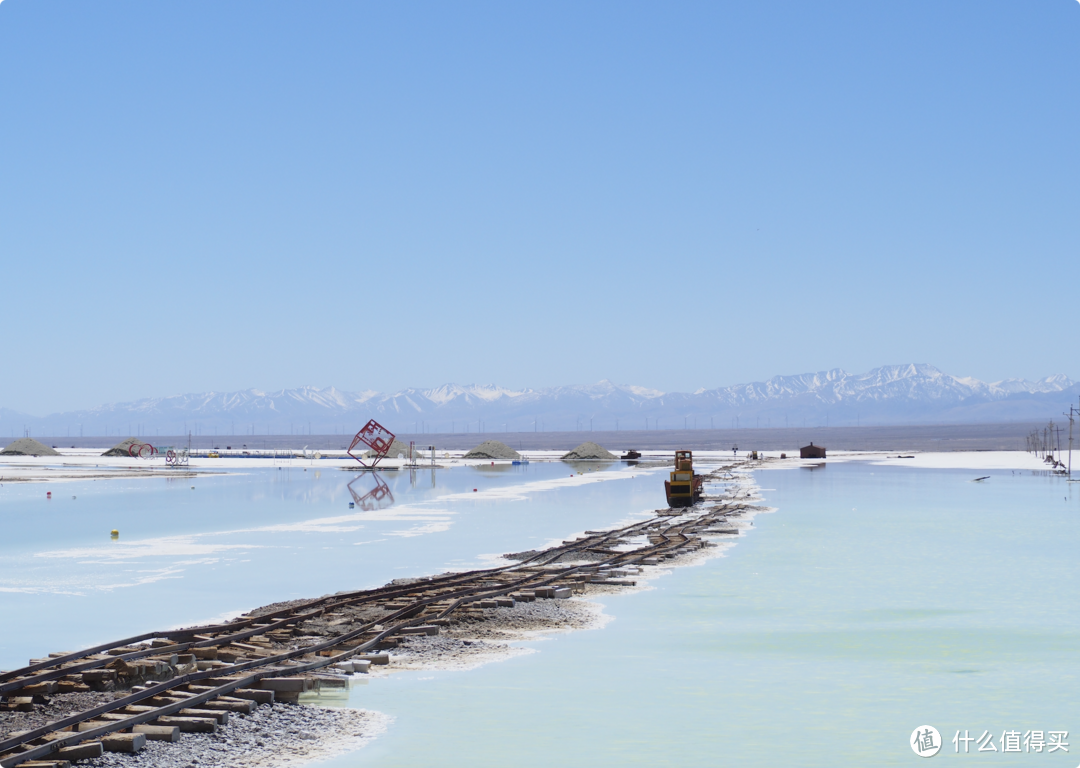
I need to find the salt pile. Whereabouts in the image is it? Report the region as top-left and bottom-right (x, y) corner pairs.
(102, 437), (147, 457)
(561, 441), (616, 460)
(463, 440), (521, 460)
(363, 439), (413, 459)
(0, 437), (60, 456)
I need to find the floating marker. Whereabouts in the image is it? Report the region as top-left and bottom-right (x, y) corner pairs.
(46, 492), (52, 498)
(110, 529), (119, 538)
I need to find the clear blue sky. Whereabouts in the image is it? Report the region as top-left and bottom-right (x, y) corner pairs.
(2, 1), (1077, 415)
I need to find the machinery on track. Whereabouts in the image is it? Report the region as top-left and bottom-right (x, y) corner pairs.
(664, 450), (704, 507)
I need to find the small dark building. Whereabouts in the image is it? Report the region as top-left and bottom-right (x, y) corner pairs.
(800, 442), (826, 459)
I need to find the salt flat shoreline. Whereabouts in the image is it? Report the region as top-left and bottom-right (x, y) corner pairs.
(0, 448), (1059, 485)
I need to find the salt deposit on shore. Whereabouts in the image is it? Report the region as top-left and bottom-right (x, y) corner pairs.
(0, 458), (203, 483)
(751, 449), (1057, 472)
(101, 438), (150, 457)
(363, 439), (413, 459)
(561, 441), (616, 460)
(0, 437), (59, 456)
(462, 440), (521, 459)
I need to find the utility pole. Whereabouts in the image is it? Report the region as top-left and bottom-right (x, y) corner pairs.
(1065, 403), (1076, 478)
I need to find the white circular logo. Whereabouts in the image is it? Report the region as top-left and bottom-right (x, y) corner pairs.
(911, 725), (942, 757)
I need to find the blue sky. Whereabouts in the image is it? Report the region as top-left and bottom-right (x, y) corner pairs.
(2, 1), (1078, 415)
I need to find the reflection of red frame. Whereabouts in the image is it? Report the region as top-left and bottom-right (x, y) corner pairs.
(347, 472), (394, 511)
(347, 419), (396, 468)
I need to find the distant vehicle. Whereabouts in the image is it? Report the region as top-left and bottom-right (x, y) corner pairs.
(208, 452), (220, 458)
(621, 450), (642, 460)
(665, 450), (703, 507)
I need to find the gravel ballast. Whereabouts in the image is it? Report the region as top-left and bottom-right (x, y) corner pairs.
(78, 703), (387, 768)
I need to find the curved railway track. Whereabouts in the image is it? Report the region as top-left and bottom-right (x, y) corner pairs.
(0, 471), (754, 768)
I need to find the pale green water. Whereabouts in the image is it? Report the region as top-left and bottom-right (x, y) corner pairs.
(323, 463), (1080, 766)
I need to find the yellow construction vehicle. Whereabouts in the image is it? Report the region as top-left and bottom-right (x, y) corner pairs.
(664, 449), (703, 507)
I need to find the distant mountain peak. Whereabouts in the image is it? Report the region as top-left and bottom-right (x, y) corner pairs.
(3, 365), (1076, 435)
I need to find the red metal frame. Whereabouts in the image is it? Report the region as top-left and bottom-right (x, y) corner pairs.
(128, 441), (157, 459)
(347, 419), (396, 468)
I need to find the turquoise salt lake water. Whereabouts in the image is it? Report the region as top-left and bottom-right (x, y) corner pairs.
(3, 460), (1079, 765)
(321, 462), (1080, 767)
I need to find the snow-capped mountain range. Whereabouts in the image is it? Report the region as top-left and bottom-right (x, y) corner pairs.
(3, 365), (1077, 437)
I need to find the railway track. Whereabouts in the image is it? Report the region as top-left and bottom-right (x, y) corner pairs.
(0, 469), (754, 768)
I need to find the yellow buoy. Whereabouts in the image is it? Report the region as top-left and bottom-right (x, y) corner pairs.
(110, 529), (119, 538)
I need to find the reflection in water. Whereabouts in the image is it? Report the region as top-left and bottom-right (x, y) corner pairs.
(470, 463), (516, 474)
(562, 460), (617, 474)
(347, 471), (395, 511)
(469, 462), (538, 476)
(409, 467), (438, 489)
